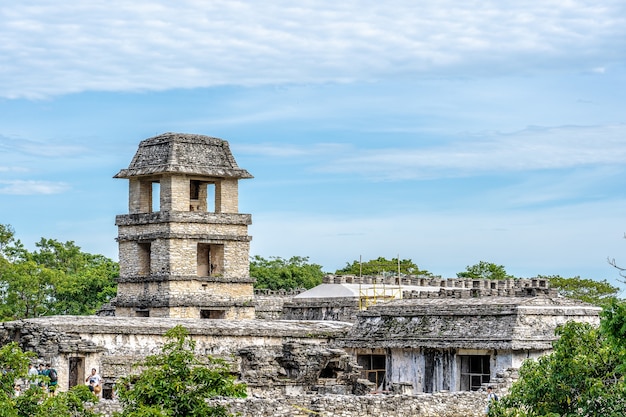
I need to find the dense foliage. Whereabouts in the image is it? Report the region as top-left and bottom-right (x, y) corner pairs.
(491, 300), (626, 417)
(0, 342), (98, 417)
(541, 275), (619, 306)
(0, 224), (118, 321)
(335, 257), (432, 277)
(250, 255), (324, 290)
(457, 261), (512, 280)
(114, 325), (246, 417)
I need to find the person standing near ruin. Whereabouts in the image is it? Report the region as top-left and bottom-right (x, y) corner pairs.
(27, 363), (39, 388)
(485, 386), (498, 414)
(46, 363), (58, 396)
(86, 368), (102, 396)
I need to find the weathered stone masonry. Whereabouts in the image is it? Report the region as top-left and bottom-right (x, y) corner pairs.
(0, 132), (604, 417)
(112, 133), (255, 319)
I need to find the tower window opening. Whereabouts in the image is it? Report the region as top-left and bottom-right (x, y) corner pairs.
(197, 243), (224, 277)
(151, 181), (160, 212)
(138, 242), (151, 276)
(189, 180), (215, 212)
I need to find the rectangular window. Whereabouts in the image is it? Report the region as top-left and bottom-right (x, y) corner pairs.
(459, 355), (490, 391)
(197, 243), (224, 277)
(201, 309), (225, 319)
(135, 310), (150, 317)
(138, 242), (151, 276)
(151, 181), (160, 212)
(190, 180), (200, 200)
(357, 354), (386, 390)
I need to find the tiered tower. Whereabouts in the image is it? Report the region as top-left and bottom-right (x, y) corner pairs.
(112, 133), (255, 319)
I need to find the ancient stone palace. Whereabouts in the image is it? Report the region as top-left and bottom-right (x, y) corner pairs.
(0, 133), (602, 417)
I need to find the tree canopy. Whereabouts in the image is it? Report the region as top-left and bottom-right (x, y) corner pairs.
(457, 261), (512, 280)
(491, 299), (626, 417)
(335, 257), (432, 277)
(0, 224), (118, 321)
(542, 275), (620, 306)
(250, 255), (324, 290)
(114, 325), (246, 417)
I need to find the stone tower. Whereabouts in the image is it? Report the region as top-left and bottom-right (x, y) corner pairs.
(112, 133), (255, 319)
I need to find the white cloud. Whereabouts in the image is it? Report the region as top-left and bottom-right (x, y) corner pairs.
(1, 0), (624, 98)
(317, 124), (626, 180)
(0, 180), (69, 195)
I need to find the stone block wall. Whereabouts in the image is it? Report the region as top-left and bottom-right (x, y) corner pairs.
(254, 289), (306, 320)
(216, 178), (238, 213)
(91, 391), (494, 417)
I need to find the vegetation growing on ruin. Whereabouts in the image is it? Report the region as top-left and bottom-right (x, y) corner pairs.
(250, 255), (324, 290)
(114, 325), (246, 417)
(490, 299), (626, 417)
(0, 224), (118, 321)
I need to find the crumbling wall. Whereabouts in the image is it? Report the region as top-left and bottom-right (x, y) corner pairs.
(91, 391), (494, 417)
(238, 341), (372, 396)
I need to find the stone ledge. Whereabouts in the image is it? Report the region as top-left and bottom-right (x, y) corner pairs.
(115, 212), (252, 226)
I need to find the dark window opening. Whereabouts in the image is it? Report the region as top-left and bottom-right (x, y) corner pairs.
(201, 309), (225, 319)
(102, 383), (114, 400)
(459, 355), (490, 391)
(357, 354), (386, 390)
(190, 180), (200, 200)
(68, 357), (84, 389)
(197, 243), (224, 277)
(138, 242), (151, 276)
(319, 361), (339, 378)
(136, 310), (149, 317)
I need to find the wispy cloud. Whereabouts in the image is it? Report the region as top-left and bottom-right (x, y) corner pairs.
(317, 124), (626, 180)
(1, 0), (624, 98)
(0, 135), (88, 158)
(0, 180), (69, 195)
(235, 142), (351, 158)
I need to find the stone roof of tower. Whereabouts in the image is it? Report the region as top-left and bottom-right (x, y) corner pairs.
(114, 132), (253, 179)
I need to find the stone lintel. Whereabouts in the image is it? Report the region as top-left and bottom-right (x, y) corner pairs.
(113, 297), (255, 308)
(115, 275), (255, 283)
(115, 212), (252, 226)
(116, 233), (252, 243)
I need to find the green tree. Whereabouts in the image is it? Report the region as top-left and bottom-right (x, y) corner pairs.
(491, 301), (626, 417)
(115, 325), (246, 417)
(457, 261), (512, 280)
(542, 275), (619, 306)
(0, 225), (118, 320)
(250, 255), (324, 290)
(336, 257), (431, 277)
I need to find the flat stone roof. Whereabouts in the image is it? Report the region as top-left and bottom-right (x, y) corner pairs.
(6, 316), (352, 338)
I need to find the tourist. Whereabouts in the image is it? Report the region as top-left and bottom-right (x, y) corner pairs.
(46, 363), (58, 396)
(86, 368), (102, 396)
(485, 386), (498, 414)
(27, 363), (39, 388)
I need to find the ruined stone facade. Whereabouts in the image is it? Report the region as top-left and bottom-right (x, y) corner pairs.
(112, 133), (255, 319)
(0, 132), (605, 416)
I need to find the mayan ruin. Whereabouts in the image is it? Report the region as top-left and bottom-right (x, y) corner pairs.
(0, 133), (603, 417)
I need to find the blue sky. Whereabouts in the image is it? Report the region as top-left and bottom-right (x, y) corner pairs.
(1, 1), (626, 288)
